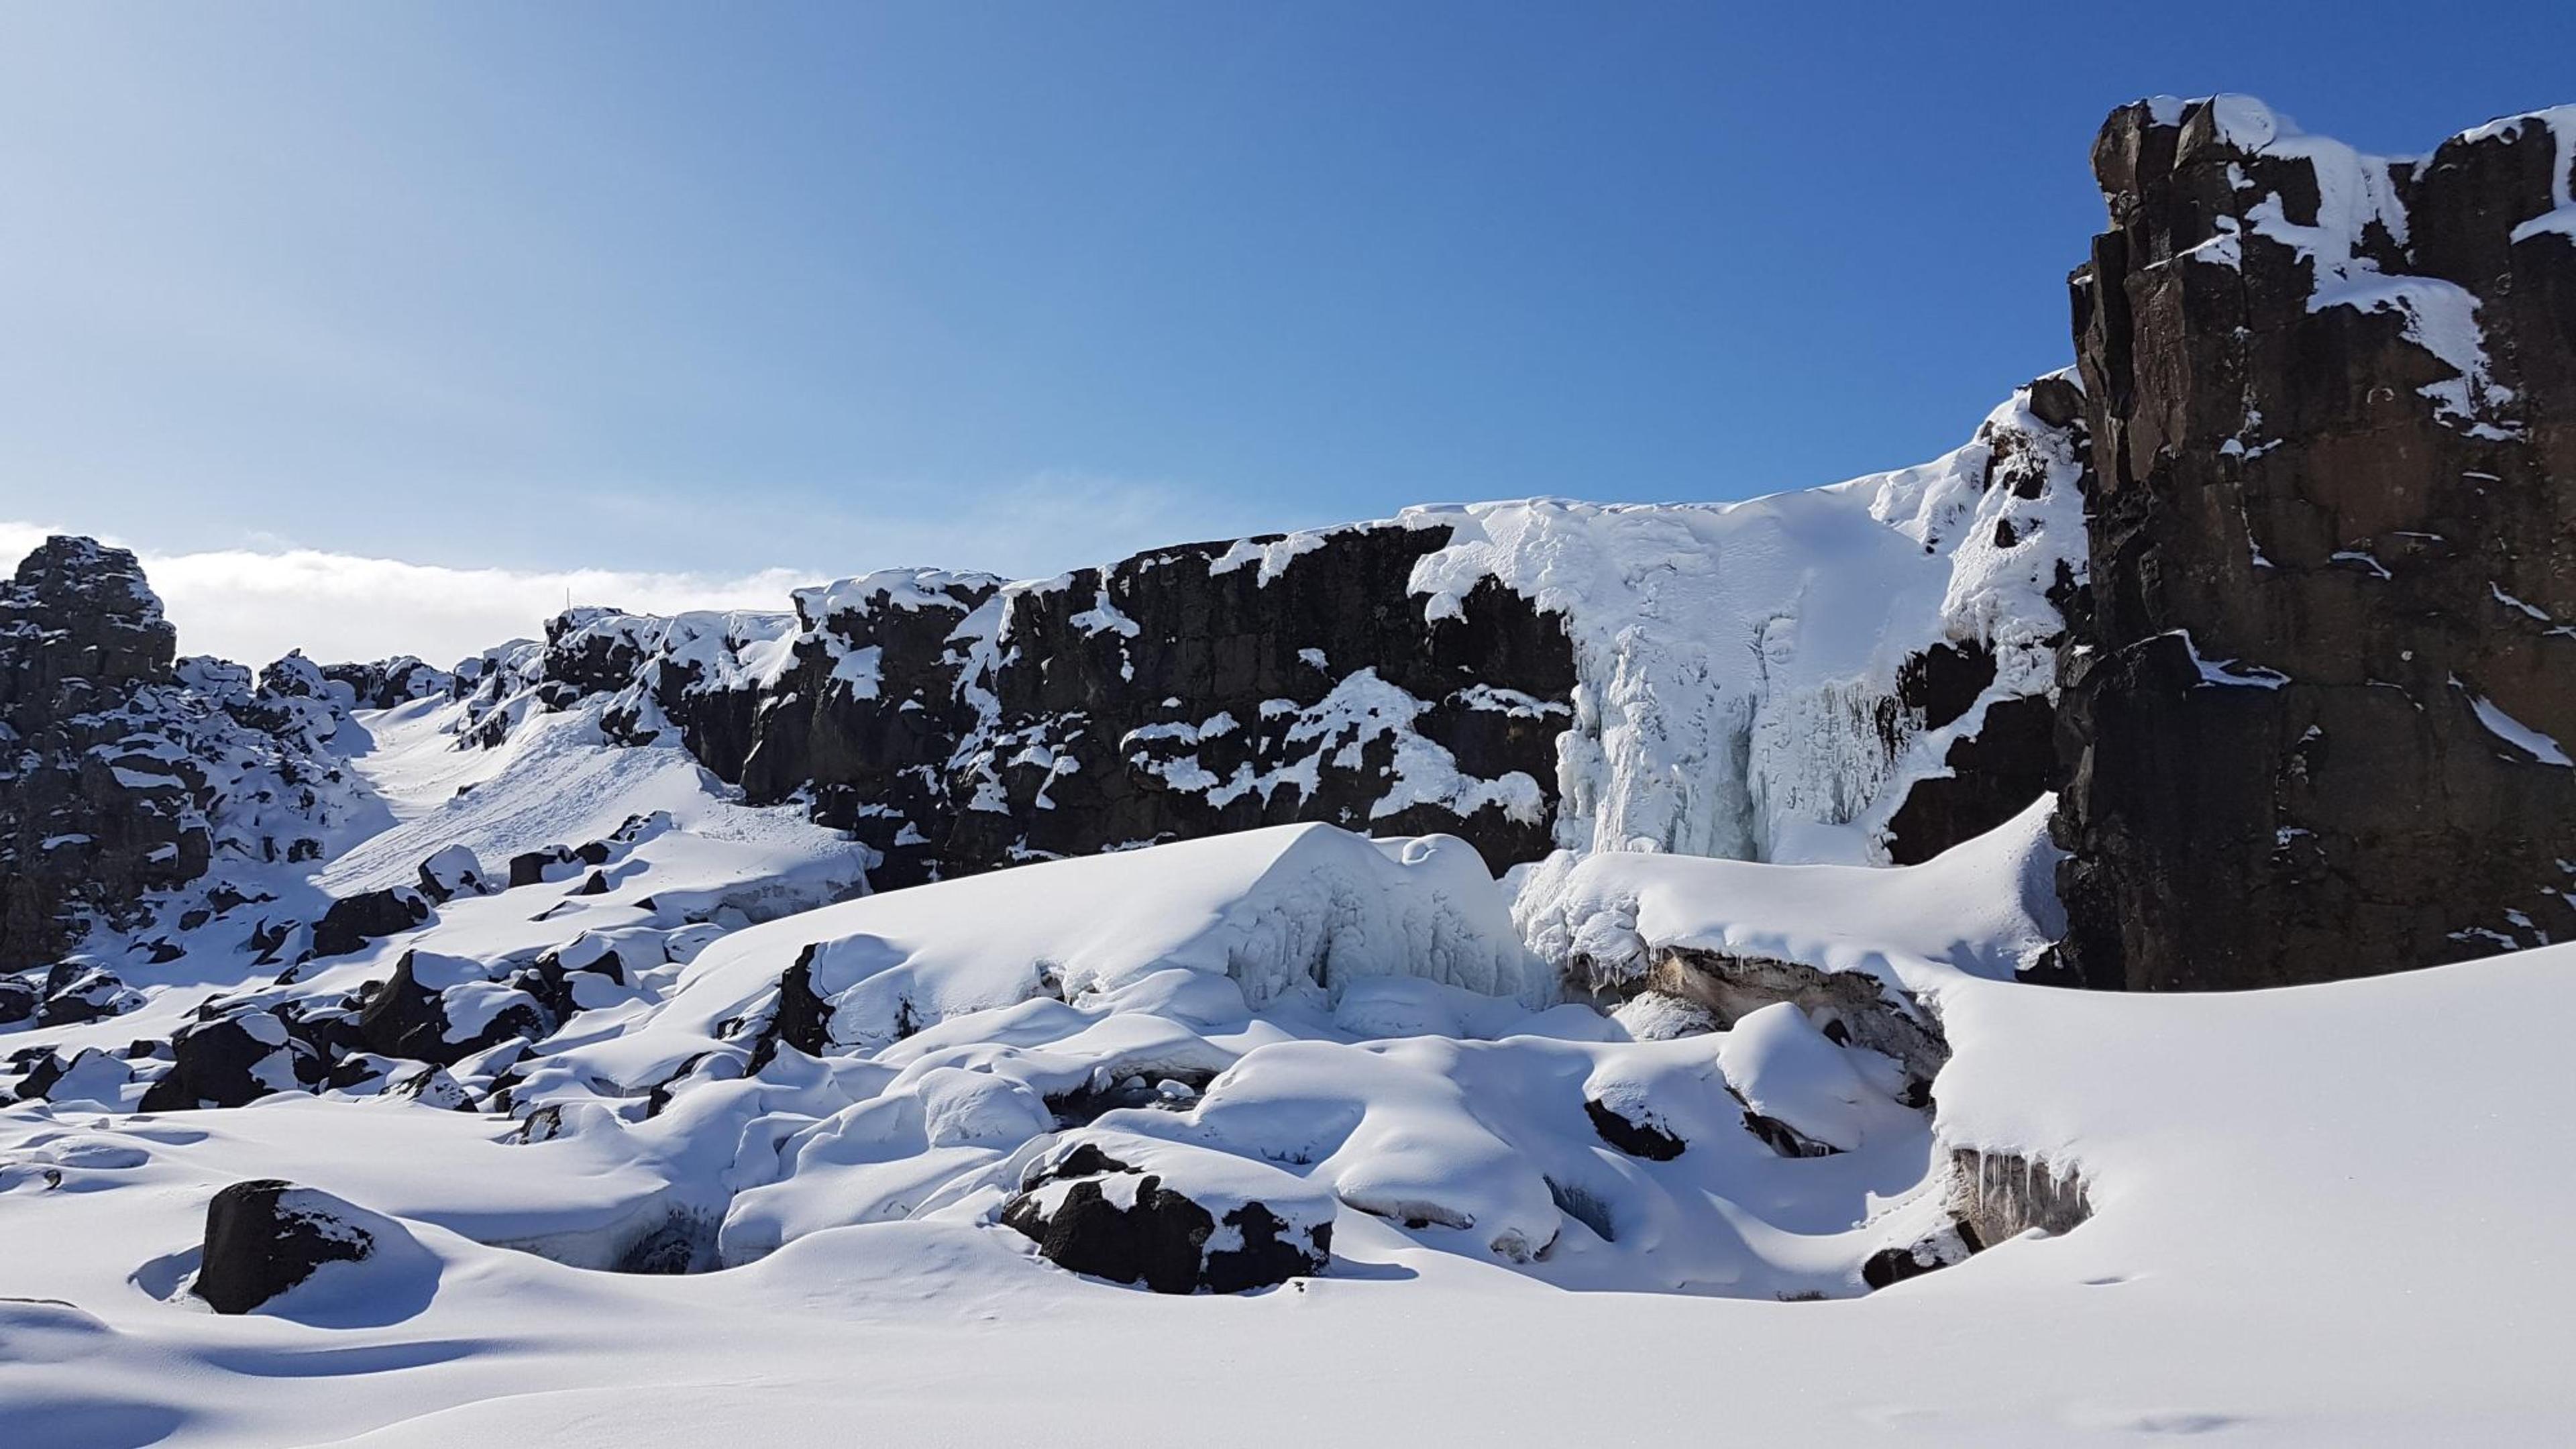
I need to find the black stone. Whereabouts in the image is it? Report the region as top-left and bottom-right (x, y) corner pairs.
(1585, 1097), (1685, 1160)
(193, 1179), (376, 1315)
(310, 888), (430, 959)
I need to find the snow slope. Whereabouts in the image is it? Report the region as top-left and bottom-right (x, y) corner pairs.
(7, 787), (2573, 1442)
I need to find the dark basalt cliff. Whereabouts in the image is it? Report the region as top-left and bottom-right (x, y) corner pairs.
(2054, 99), (2576, 990)
(0, 539), (203, 965)
(0, 539), (368, 970)
(472, 527), (1584, 886)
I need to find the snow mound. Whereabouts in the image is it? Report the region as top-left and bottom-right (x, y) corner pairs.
(648, 822), (1547, 1059)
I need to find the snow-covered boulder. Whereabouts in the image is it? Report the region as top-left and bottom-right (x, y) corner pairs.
(193, 1180), (423, 1317)
(141, 1009), (321, 1111)
(1001, 1132), (1334, 1294)
(1717, 1002), (1876, 1155)
(358, 951), (549, 1067)
(414, 844), (493, 904)
(310, 885), (431, 959)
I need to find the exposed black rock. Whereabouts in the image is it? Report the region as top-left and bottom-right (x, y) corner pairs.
(357, 950), (549, 1067)
(1885, 692), (2059, 864)
(754, 945), (835, 1067)
(0, 975), (35, 1025)
(1862, 1222), (1975, 1289)
(193, 1180), (378, 1314)
(310, 887), (431, 959)
(1000, 1142), (1330, 1294)
(2055, 100), (2576, 990)
(506, 846), (576, 888)
(0, 539), (202, 966)
(140, 1010), (319, 1111)
(1739, 1108), (1842, 1159)
(460, 532), (1582, 882)
(30, 963), (140, 1026)
(1043, 1069), (1214, 1128)
(1585, 1096), (1686, 1160)
(320, 655), (452, 711)
(15, 1046), (125, 1104)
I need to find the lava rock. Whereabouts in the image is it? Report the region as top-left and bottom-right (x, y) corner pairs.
(1585, 1096), (1686, 1160)
(193, 1180), (380, 1314)
(1000, 1137), (1332, 1294)
(310, 887), (431, 959)
(507, 846), (580, 889)
(32, 964), (138, 1026)
(17, 1046), (129, 1104)
(357, 950), (551, 1067)
(2055, 99), (2576, 989)
(414, 845), (492, 904)
(1861, 1225), (1972, 1289)
(140, 1010), (319, 1111)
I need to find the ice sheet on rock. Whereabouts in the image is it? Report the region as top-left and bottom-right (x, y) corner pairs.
(1404, 382), (2084, 865)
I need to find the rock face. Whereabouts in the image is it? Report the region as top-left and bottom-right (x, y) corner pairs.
(2055, 99), (2576, 990)
(193, 1179), (381, 1314)
(458, 415), (2088, 888)
(458, 539), (1582, 881)
(0, 539), (204, 967)
(0, 538), (370, 970)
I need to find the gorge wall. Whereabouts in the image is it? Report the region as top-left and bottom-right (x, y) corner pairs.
(25, 96), (2573, 999)
(2053, 99), (2576, 991)
(441, 381), (2080, 894)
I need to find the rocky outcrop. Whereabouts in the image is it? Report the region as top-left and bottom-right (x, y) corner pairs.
(0, 539), (205, 966)
(459, 534), (1583, 879)
(461, 419), (2086, 888)
(357, 950), (550, 1067)
(140, 1009), (322, 1111)
(1947, 1147), (2092, 1246)
(0, 538), (374, 969)
(2055, 99), (2576, 990)
(321, 655), (452, 711)
(309, 886), (431, 959)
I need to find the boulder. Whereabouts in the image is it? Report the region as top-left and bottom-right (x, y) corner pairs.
(140, 1010), (319, 1111)
(17, 1046), (129, 1105)
(193, 1180), (389, 1314)
(1584, 1096), (1685, 1161)
(1000, 1134), (1332, 1294)
(356, 951), (550, 1066)
(32, 963), (139, 1026)
(414, 845), (492, 904)
(310, 887), (431, 959)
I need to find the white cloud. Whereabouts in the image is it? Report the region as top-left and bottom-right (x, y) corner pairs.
(0, 470), (1334, 667)
(0, 519), (822, 667)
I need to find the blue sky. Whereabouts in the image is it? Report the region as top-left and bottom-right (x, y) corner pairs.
(3, 2), (2573, 659)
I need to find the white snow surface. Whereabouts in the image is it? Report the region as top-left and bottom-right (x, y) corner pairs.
(6, 757), (2572, 1441)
